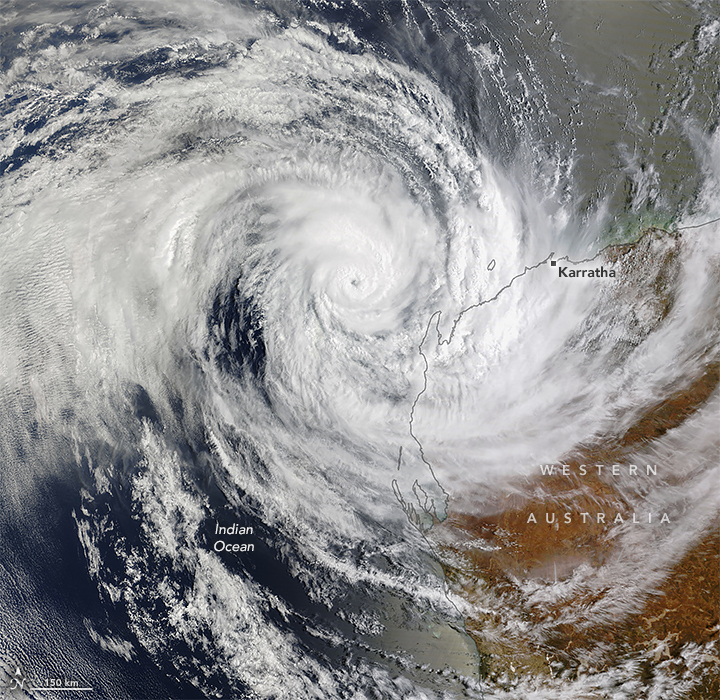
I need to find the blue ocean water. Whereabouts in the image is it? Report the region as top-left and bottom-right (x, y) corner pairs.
(0, 2), (718, 699)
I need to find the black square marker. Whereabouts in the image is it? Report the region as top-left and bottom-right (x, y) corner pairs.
(551, 260), (557, 266)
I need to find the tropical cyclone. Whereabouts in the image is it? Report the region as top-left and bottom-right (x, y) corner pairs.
(2, 1), (719, 697)
(399, 224), (720, 697)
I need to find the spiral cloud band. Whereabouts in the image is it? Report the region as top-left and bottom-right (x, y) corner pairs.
(1, 2), (718, 699)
